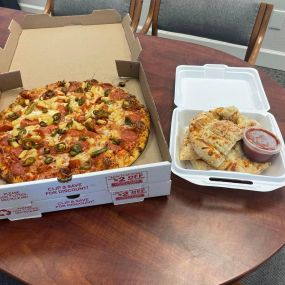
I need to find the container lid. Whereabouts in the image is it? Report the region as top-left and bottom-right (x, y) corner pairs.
(174, 64), (270, 112)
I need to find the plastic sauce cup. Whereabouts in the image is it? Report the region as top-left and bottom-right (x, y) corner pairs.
(242, 127), (281, 162)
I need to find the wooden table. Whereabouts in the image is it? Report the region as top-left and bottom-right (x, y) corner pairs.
(1, 7), (285, 285)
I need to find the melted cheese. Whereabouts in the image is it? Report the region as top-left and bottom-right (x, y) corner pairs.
(55, 154), (69, 168)
(19, 149), (37, 159)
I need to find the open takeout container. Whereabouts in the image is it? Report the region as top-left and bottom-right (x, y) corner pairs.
(170, 64), (285, 192)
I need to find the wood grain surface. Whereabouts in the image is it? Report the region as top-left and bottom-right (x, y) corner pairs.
(1, 7), (285, 285)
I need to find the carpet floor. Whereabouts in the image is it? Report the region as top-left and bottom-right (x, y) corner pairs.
(257, 66), (285, 88)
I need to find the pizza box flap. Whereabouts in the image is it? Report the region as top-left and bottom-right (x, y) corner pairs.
(0, 10), (142, 75)
(174, 64), (270, 113)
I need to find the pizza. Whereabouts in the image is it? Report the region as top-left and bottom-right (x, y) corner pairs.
(0, 80), (150, 183)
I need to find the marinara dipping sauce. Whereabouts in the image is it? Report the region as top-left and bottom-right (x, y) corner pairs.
(242, 127), (281, 162)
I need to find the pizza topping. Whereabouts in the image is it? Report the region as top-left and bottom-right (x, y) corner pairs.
(52, 113), (61, 123)
(104, 89), (111, 97)
(42, 90), (55, 100)
(22, 138), (36, 150)
(24, 103), (36, 115)
(69, 159), (81, 169)
(22, 157), (36, 167)
(58, 167), (72, 182)
(76, 97), (85, 106)
(10, 163), (25, 176)
(110, 89), (128, 100)
(17, 128), (27, 138)
(110, 137), (121, 145)
(7, 112), (20, 121)
(121, 130), (139, 141)
(43, 147), (50, 154)
(91, 147), (108, 158)
(69, 144), (83, 157)
(56, 142), (67, 152)
(40, 121), (47, 127)
(96, 119), (107, 125)
(80, 160), (92, 170)
(125, 117), (133, 126)
(44, 156), (53, 164)
(7, 138), (18, 148)
(20, 119), (39, 128)
(84, 120), (96, 132)
(93, 110), (110, 119)
(0, 124), (13, 131)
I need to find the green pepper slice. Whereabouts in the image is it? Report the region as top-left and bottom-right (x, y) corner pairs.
(77, 98), (85, 106)
(55, 142), (66, 152)
(25, 103), (36, 115)
(69, 144), (83, 157)
(91, 147), (108, 158)
(22, 157), (35, 167)
(93, 110), (110, 119)
(44, 156), (53, 164)
(22, 138), (35, 150)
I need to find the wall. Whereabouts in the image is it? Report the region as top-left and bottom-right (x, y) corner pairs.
(19, 0), (285, 70)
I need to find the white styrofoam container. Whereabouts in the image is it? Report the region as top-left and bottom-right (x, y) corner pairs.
(170, 64), (285, 192)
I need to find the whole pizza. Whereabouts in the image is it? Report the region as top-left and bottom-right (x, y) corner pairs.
(0, 80), (150, 183)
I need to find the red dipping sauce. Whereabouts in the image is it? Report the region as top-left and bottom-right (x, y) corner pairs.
(243, 128), (281, 162)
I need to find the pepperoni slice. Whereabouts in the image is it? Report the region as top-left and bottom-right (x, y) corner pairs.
(108, 143), (121, 153)
(39, 125), (58, 135)
(20, 90), (37, 100)
(10, 162), (25, 176)
(80, 141), (89, 151)
(128, 113), (142, 122)
(100, 83), (113, 90)
(68, 81), (82, 92)
(69, 159), (81, 169)
(121, 130), (139, 142)
(20, 119), (39, 128)
(0, 124), (13, 132)
(57, 105), (67, 115)
(75, 115), (86, 123)
(84, 130), (98, 138)
(109, 89), (128, 100)
(10, 147), (23, 157)
(0, 135), (10, 146)
(67, 129), (84, 137)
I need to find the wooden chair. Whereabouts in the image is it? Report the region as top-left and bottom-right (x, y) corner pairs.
(141, 0), (273, 65)
(44, 0), (143, 32)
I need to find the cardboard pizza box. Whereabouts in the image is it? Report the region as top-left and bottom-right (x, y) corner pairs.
(0, 180), (171, 221)
(0, 10), (172, 218)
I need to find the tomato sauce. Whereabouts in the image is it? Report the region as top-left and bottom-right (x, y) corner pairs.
(245, 128), (279, 151)
(243, 128), (281, 163)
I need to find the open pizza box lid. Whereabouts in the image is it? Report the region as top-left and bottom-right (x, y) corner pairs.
(170, 64), (285, 192)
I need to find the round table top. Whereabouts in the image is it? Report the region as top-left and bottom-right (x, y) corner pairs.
(1, 7), (285, 285)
